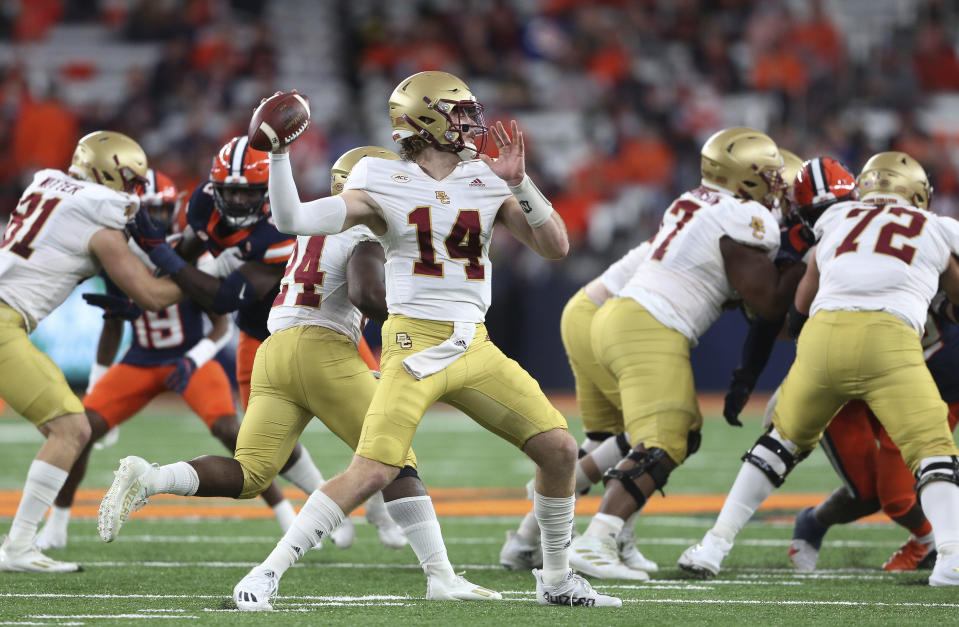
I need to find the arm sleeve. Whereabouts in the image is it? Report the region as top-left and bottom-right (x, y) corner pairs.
(268, 152), (347, 235)
(600, 242), (650, 293)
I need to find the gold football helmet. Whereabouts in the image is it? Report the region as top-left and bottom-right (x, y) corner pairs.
(388, 71), (488, 159)
(778, 148), (804, 217)
(330, 146), (401, 196)
(701, 127), (785, 210)
(857, 151), (932, 210)
(68, 131), (148, 193)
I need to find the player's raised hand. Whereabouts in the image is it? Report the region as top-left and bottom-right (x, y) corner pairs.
(479, 120), (525, 187)
(82, 292), (143, 320)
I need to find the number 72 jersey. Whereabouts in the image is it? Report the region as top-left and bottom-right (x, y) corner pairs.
(812, 200), (959, 333)
(344, 157), (512, 323)
(0, 169), (137, 331)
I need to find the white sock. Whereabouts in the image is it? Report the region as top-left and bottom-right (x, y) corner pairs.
(264, 489), (344, 577)
(386, 496), (456, 580)
(516, 511), (541, 542)
(145, 461), (199, 496)
(588, 433), (630, 475)
(280, 447), (324, 494)
(534, 492), (575, 585)
(918, 475), (959, 556)
(584, 511), (624, 541)
(617, 510), (640, 541)
(273, 499), (296, 532)
(712, 463), (777, 541)
(45, 505), (71, 534)
(365, 491), (390, 524)
(916, 530), (935, 546)
(7, 460), (68, 548)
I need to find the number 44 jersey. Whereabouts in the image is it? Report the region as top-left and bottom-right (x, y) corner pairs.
(812, 200), (959, 333)
(344, 157), (512, 323)
(0, 169), (138, 331)
(618, 184), (780, 344)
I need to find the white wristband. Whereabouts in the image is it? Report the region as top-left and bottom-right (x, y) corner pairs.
(87, 362), (110, 394)
(509, 174), (553, 228)
(185, 338), (218, 368)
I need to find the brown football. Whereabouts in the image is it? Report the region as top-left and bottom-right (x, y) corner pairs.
(248, 91), (311, 152)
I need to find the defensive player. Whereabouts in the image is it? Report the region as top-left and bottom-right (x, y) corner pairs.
(230, 74), (621, 607)
(679, 152), (959, 587)
(0, 131), (182, 572)
(34, 170), (298, 550)
(100, 145), (493, 606)
(567, 128), (805, 580)
(789, 300), (959, 571)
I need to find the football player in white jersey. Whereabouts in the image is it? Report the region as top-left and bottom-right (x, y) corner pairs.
(566, 128), (805, 580)
(678, 152), (959, 586)
(97, 146), (501, 608)
(0, 131), (182, 572)
(243, 73), (621, 607)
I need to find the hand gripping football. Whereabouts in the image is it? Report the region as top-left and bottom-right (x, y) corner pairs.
(248, 91), (311, 152)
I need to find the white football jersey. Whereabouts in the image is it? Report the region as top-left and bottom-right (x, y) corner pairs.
(344, 157), (512, 323)
(600, 241), (651, 294)
(268, 227), (372, 344)
(812, 200), (959, 333)
(0, 169), (138, 331)
(617, 184), (780, 343)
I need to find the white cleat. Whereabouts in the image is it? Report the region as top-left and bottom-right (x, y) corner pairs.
(233, 565), (279, 610)
(678, 530), (732, 578)
(328, 518), (356, 549)
(533, 568), (622, 607)
(426, 573), (502, 600)
(929, 551), (959, 586)
(34, 523), (68, 551)
(617, 535), (659, 573)
(788, 538), (820, 572)
(368, 516), (407, 550)
(569, 534), (650, 581)
(0, 542), (80, 573)
(97, 455), (152, 542)
(499, 530), (543, 570)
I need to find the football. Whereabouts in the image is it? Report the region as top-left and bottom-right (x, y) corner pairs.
(247, 91), (311, 152)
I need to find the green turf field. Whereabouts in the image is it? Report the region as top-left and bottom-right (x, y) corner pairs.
(1, 401), (956, 625)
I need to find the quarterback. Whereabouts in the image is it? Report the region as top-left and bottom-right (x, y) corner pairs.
(679, 151), (959, 587)
(232, 73), (621, 607)
(0, 131), (181, 572)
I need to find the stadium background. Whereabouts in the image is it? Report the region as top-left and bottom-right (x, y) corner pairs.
(2, 0), (958, 391)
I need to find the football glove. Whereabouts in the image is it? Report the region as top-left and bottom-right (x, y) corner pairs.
(723, 368), (757, 427)
(164, 357), (197, 394)
(775, 223), (816, 266)
(127, 207), (167, 252)
(82, 292), (143, 320)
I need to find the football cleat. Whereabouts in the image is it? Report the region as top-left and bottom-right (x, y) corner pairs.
(678, 531), (732, 578)
(569, 534), (650, 581)
(369, 516), (407, 550)
(34, 521), (68, 551)
(0, 541), (80, 573)
(426, 573), (502, 601)
(788, 507), (828, 571)
(233, 565), (279, 610)
(98, 456), (152, 542)
(788, 539), (820, 572)
(929, 551), (959, 587)
(883, 536), (935, 572)
(328, 518), (356, 549)
(499, 530), (543, 570)
(617, 534), (659, 573)
(533, 568), (622, 607)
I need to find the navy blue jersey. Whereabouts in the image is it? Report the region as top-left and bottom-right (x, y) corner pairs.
(186, 182), (294, 340)
(923, 308), (959, 404)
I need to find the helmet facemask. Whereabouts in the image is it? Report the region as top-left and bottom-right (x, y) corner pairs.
(743, 163), (787, 211)
(212, 182), (268, 229)
(402, 97), (489, 161)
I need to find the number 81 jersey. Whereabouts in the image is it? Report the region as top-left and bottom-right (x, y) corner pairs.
(344, 157), (512, 323)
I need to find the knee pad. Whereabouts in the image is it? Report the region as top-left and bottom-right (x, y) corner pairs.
(915, 456), (959, 495)
(581, 431), (614, 457)
(602, 447), (673, 509)
(741, 429), (807, 488)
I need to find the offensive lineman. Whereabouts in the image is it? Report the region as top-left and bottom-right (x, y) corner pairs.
(0, 131), (182, 572)
(679, 152), (959, 587)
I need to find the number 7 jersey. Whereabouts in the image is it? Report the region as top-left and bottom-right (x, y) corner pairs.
(344, 157), (512, 323)
(812, 200), (959, 333)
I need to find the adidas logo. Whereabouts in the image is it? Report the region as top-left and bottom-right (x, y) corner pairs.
(469, 178), (485, 187)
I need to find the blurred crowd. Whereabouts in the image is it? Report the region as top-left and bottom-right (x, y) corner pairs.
(2, 0), (959, 286)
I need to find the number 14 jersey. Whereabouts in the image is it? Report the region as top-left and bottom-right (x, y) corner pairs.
(618, 184), (780, 344)
(344, 158), (512, 323)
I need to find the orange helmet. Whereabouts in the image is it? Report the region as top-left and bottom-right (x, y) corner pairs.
(793, 157), (857, 227)
(140, 169), (182, 233)
(209, 136), (270, 229)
